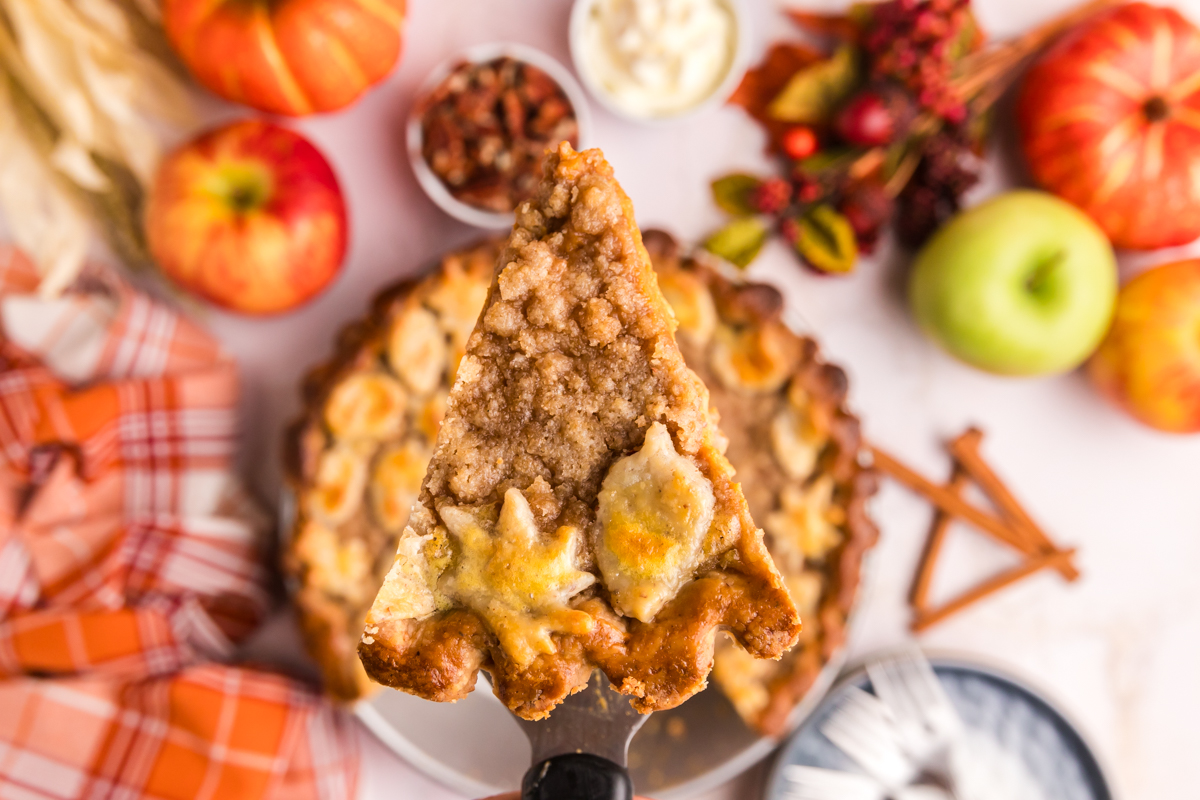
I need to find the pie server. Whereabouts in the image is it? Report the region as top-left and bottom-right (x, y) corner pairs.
(505, 671), (649, 800)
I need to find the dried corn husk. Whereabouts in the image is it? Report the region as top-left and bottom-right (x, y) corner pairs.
(0, 0), (192, 296)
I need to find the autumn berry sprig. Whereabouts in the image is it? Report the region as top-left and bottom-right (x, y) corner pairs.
(864, 0), (978, 123)
(705, 0), (1121, 275)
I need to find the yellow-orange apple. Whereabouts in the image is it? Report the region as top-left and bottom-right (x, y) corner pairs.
(1088, 259), (1200, 433)
(146, 119), (347, 315)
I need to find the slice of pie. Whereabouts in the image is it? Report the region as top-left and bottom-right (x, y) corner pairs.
(357, 143), (801, 719)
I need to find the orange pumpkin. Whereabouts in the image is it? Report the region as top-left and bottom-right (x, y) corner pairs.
(163, 0), (406, 116)
(1018, 3), (1200, 250)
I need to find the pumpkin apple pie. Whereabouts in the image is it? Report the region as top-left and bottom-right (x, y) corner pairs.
(355, 143), (800, 719)
(285, 161), (875, 733)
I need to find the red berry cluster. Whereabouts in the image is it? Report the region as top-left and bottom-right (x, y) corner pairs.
(778, 217), (802, 248)
(791, 173), (825, 204)
(751, 177), (793, 214)
(865, 0), (971, 123)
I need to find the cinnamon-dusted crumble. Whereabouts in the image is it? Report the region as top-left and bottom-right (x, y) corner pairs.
(358, 143), (800, 719)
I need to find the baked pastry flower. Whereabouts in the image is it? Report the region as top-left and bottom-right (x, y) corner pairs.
(441, 488), (596, 667)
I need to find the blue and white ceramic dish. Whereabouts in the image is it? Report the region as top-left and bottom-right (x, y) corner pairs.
(765, 655), (1115, 800)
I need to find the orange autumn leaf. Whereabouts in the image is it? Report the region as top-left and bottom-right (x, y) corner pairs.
(729, 42), (825, 154)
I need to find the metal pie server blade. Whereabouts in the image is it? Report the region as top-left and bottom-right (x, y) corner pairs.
(492, 670), (649, 800)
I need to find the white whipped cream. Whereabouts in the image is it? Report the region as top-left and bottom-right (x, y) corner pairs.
(579, 0), (736, 118)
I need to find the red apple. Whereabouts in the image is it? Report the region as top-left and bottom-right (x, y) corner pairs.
(146, 119), (347, 315)
(1088, 259), (1200, 433)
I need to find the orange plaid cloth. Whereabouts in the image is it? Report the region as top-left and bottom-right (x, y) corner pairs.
(0, 247), (358, 800)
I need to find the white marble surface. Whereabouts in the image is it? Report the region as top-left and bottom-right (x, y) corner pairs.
(181, 1), (1200, 798)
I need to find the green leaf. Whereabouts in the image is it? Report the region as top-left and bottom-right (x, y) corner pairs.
(797, 147), (859, 176)
(794, 205), (857, 274)
(711, 173), (762, 216)
(767, 45), (861, 124)
(704, 217), (770, 269)
(881, 141), (920, 196)
(847, 3), (877, 28)
(882, 139), (911, 178)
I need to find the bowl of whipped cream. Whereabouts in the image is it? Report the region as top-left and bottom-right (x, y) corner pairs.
(569, 0), (750, 123)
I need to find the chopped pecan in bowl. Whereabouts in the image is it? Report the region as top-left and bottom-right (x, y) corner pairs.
(410, 46), (587, 225)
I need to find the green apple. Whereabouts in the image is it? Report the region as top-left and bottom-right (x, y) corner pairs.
(909, 190), (1117, 376)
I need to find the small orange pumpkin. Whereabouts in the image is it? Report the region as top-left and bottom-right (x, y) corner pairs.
(1018, 3), (1200, 250)
(163, 0), (406, 116)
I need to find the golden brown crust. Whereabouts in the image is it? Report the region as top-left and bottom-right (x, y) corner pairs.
(292, 585), (374, 700)
(359, 610), (490, 700)
(601, 571), (791, 712)
(359, 144), (800, 718)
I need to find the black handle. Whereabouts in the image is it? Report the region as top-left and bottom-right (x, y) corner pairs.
(521, 753), (632, 800)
